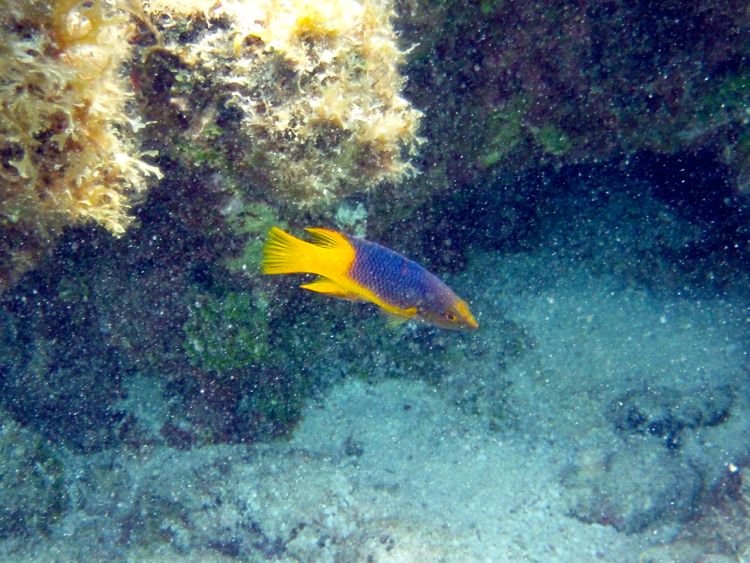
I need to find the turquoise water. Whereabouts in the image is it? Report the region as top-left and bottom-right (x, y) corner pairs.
(1, 1), (750, 561)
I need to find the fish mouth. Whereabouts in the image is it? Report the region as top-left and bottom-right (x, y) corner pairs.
(461, 315), (479, 330)
(455, 299), (479, 330)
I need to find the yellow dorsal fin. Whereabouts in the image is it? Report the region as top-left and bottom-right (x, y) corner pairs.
(305, 227), (348, 248)
(262, 226), (355, 278)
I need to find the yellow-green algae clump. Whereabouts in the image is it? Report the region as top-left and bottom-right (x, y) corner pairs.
(0, 0), (422, 291)
(145, 0), (423, 206)
(0, 0), (161, 292)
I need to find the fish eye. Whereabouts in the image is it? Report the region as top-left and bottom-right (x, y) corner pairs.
(444, 310), (458, 322)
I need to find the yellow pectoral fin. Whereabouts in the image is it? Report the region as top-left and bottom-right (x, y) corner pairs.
(300, 278), (363, 301)
(383, 312), (409, 329)
(378, 303), (418, 329)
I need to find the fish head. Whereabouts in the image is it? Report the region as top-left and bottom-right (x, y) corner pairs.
(419, 290), (479, 331)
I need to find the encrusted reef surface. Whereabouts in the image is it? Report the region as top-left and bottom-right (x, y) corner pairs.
(401, 0), (750, 191)
(0, 0), (422, 292)
(0, 0), (750, 561)
(0, 0), (161, 291)
(139, 0), (423, 205)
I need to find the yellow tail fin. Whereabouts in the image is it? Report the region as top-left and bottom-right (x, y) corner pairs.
(262, 226), (355, 277)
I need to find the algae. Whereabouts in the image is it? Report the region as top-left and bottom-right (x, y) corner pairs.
(183, 289), (271, 372)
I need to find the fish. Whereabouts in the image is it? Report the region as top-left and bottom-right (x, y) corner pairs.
(262, 226), (478, 330)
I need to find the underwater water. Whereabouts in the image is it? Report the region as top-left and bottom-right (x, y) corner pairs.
(2, 1), (750, 562)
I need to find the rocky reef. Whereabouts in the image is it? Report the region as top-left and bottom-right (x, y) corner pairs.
(0, 0), (423, 293)
(0, 0), (161, 292)
(140, 0), (422, 206)
(0, 411), (68, 538)
(402, 0), (750, 192)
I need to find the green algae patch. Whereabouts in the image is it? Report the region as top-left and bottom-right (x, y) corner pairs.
(532, 123), (573, 157)
(183, 290), (271, 373)
(222, 202), (285, 275)
(695, 71), (750, 124)
(479, 98), (529, 168)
